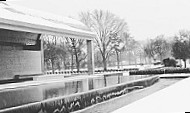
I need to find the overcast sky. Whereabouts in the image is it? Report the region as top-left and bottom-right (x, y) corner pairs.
(7, 0), (190, 40)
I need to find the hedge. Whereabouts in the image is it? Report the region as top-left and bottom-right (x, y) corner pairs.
(129, 68), (190, 75)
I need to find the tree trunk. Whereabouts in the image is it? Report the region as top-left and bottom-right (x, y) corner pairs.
(135, 57), (137, 67)
(183, 59), (186, 68)
(51, 59), (55, 73)
(63, 57), (67, 69)
(139, 53), (142, 64)
(73, 47), (80, 72)
(71, 54), (74, 71)
(120, 52), (123, 68)
(102, 44), (107, 71)
(116, 50), (120, 69)
(75, 53), (80, 72)
(128, 52), (131, 65)
(103, 56), (107, 71)
(160, 54), (163, 62)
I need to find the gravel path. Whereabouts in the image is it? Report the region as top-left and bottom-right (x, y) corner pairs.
(74, 78), (183, 113)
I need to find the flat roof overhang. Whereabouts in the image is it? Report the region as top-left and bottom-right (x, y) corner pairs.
(0, 2), (96, 40)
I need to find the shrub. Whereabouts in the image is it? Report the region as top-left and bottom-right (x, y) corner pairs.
(130, 68), (190, 75)
(163, 58), (177, 67)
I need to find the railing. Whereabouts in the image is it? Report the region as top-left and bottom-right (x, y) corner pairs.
(45, 68), (139, 75)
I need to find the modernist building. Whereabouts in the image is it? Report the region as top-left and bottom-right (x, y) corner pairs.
(0, 2), (96, 80)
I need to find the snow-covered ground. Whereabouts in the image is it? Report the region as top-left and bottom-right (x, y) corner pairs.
(113, 77), (190, 113)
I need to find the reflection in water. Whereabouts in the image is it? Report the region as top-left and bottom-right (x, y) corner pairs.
(42, 75), (149, 100)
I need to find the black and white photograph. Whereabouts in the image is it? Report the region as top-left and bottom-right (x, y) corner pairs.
(0, 0), (190, 113)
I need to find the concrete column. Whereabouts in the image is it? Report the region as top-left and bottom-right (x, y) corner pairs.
(40, 35), (45, 74)
(87, 40), (94, 75)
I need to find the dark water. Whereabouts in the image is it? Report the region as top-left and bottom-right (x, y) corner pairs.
(0, 75), (180, 110)
(42, 75), (150, 100)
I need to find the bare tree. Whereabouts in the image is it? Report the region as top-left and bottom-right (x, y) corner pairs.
(79, 10), (127, 70)
(144, 39), (156, 62)
(143, 36), (170, 64)
(58, 39), (70, 69)
(133, 42), (145, 65)
(124, 37), (140, 65)
(153, 35), (170, 61)
(112, 32), (130, 68)
(43, 35), (61, 73)
(66, 37), (87, 72)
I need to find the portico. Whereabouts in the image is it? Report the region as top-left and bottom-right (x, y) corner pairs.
(0, 2), (95, 80)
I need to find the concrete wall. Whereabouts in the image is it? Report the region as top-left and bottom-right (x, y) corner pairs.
(0, 29), (42, 79)
(0, 29), (38, 45)
(0, 50), (42, 79)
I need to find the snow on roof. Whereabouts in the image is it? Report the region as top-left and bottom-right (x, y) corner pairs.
(0, 2), (95, 40)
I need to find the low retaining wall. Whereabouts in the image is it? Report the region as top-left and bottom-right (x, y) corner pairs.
(0, 72), (123, 110)
(0, 75), (159, 113)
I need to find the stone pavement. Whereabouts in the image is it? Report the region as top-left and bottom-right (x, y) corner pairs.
(112, 77), (190, 113)
(159, 73), (190, 78)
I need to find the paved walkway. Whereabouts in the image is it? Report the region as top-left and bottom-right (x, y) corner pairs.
(112, 77), (190, 113)
(159, 73), (190, 78)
